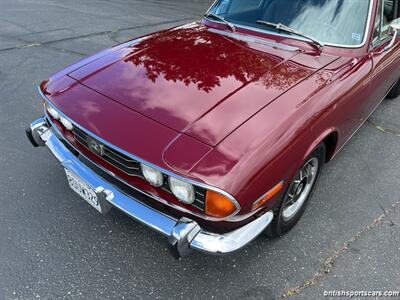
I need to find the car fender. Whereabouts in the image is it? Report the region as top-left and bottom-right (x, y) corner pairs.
(302, 127), (339, 162)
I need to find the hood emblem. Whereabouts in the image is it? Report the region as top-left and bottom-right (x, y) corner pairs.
(87, 137), (105, 156)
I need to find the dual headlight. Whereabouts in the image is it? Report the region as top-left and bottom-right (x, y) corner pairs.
(140, 163), (238, 218)
(140, 163), (195, 204)
(46, 103), (73, 131)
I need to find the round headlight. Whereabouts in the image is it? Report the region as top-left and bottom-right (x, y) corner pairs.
(59, 116), (73, 131)
(141, 164), (164, 187)
(168, 177), (195, 204)
(47, 105), (59, 120)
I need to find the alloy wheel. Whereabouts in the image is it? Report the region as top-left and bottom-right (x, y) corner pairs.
(282, 157), (319, 221)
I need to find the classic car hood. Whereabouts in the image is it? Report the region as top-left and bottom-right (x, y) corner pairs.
(68, 23), (338, 146)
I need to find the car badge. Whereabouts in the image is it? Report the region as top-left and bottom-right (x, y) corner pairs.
(87, 137), (105, 156)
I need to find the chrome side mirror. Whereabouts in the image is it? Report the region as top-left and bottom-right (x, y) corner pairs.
(386, 20), (400, 50)
(388, 23), (400, 35)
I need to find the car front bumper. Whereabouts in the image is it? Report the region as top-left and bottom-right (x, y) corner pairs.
(27, 117), (274, 257)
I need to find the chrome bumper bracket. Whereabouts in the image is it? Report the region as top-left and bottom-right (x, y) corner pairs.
(168, 218), (201, 258)
(95, 187), (114, 215)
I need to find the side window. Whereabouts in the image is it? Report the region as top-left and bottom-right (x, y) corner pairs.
(372, 0), (398, 47)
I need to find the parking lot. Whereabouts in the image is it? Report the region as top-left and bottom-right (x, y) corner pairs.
(1, 0), (400, 299)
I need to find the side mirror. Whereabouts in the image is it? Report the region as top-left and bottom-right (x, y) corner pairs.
(388, 23), (400, 36)
(385, 20), (400, 50)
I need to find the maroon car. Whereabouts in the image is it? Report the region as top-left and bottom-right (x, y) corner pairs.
(27, 0), (400, 257)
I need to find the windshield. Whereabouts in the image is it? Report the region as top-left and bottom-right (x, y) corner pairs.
(208, 0), (371, 47)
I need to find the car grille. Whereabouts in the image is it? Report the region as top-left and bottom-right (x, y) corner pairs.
(73, 126), (142, 177)
(71, 125), (206, 211)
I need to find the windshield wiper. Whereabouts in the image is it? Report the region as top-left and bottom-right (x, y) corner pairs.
(256, 20), (323, 49)
(204, 13), (236, 32)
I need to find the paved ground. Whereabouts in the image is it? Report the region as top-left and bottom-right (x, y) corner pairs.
(1, 1), (399, 299)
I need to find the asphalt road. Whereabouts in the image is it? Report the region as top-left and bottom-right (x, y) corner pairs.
(1, 1), (400, 299)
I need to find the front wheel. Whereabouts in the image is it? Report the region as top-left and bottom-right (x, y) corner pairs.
(269, 144), (325, 237)
(387, 78), (400, 99)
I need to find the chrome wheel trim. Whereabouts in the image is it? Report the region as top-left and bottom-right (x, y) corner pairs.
(282, 157), (319, 221)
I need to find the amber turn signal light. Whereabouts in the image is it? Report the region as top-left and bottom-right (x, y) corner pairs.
(205, 190), (237, 218)
(252, 181), (283, 211)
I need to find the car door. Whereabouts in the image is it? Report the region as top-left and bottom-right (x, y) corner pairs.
(369, 0), (400, 105)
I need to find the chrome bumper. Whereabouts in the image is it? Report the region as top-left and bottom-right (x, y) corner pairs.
(27, 117), (273, 257)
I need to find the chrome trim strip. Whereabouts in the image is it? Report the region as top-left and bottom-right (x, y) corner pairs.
(206, 0), (218, 14)
(30, 117), (275, 256)
(205, 0), (374, 49)
(38, 87), (242, 220)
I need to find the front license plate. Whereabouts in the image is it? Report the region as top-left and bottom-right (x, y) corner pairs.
(65, 169), (102, 213)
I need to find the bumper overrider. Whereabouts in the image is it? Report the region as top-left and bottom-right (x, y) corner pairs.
(26, 117), (273, 257)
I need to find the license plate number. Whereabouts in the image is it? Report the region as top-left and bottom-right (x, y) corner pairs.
(65, 169), (101, 213)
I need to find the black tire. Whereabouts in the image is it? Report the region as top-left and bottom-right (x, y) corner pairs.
(269, 144), (326, 237)
(387, 79), (400, 99)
